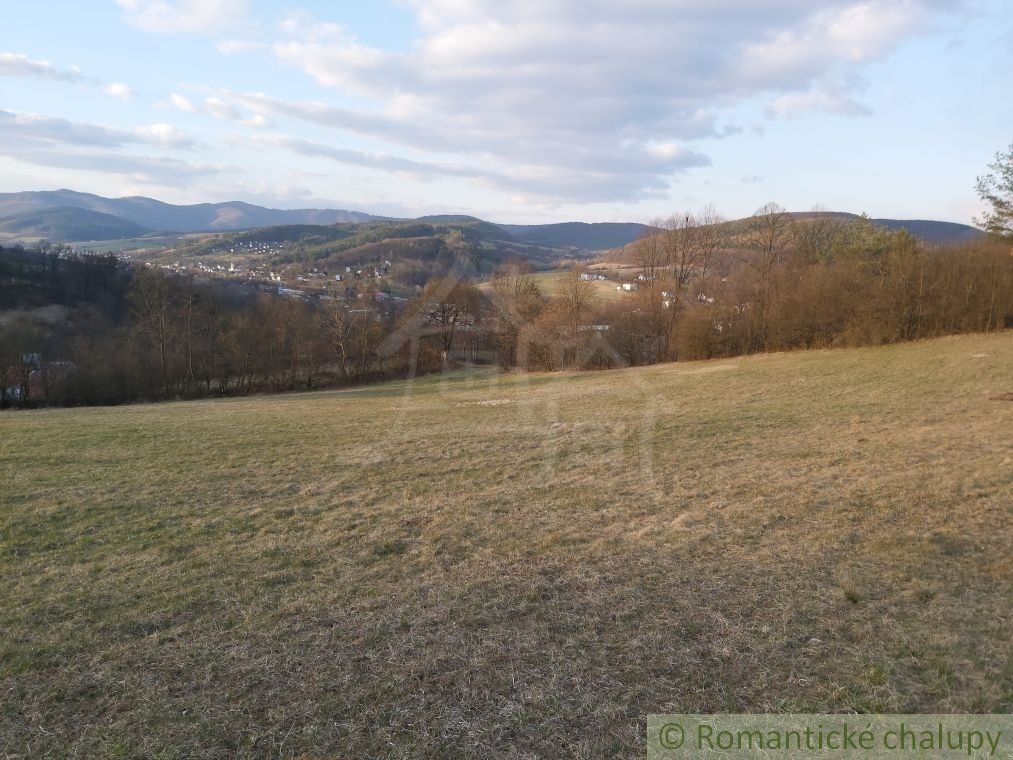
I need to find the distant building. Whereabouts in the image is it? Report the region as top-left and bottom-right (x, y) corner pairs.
(3, 356), (75, 403)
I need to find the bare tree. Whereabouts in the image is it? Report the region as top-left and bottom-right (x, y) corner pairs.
(660, 206), (725, 294)
(794, 205), (847, 264)
(744, 202), (794, 350)
(557, 266), (594, 340)
(634, 225), (669, 283)
(489, 262), (543, 368)
(129, 268), (177, 395)
(319, 298), (357, 378)
(418, 277), (481, 360)
(976, 143), (1013, 240)
(746, 202), (794, 278)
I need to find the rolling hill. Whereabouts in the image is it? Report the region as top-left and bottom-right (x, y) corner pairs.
(869, 217), (984, 245)
(0, 190), (380, 235)
(787, 211), (985, 246)
(498, 221), (655, 250)
(606, 210), (986, 265)
(0, 190), (986, 253)
(0, 207), (151, 242)
(170, 217), (588, 286)
(2, 332), (1009, 756)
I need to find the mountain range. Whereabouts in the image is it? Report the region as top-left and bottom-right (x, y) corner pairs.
(0, 190), (378, 238)
(0, 189), (985, 250)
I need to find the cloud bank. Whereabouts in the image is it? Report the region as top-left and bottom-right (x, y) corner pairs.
(204, 0), (962, 202)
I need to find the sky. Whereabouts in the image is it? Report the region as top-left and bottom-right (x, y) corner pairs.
(1, 0), (1010, 224)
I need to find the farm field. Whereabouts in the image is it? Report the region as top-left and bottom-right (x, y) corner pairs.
(529, 269), (626, 301)
(78, 235), (196, 255)
(1, 332), (1011, 757)
(480, 268), (627, 302)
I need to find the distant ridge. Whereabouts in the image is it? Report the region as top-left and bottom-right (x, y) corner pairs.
(867, 218), (983, 245)
(0, 190), (380, 235)
(499, 222), (657, 251)
(0, 207), (151, 241)
(785, 211), (984, 246)
(0, 189), (985, 249)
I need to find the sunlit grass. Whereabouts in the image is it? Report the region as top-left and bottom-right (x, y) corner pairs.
(2, 332), (1011, 757)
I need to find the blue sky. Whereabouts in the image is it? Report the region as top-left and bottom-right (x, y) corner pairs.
(1, 0), (1010, 224)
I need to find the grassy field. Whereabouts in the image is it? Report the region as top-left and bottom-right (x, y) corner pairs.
(480, 269), (626, 303)
(76, 235), (194, 254)
(531, 270), (626, 302)
(2, 332), (1011, 757)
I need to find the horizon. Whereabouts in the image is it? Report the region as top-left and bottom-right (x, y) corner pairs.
(2, 2), (1011, 226)
(0, 186), (987, 229)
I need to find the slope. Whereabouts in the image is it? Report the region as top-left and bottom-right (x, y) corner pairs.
(0, 190), (379, 233)
(0, 206), (151, 241)
(1, 332), (1010, 757)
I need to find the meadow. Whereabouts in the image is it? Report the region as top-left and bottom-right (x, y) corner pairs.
(499, 269), (625, 302)
(2, 332), (1011, 757)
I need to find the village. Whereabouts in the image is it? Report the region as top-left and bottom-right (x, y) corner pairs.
(153, 256), (401, 301)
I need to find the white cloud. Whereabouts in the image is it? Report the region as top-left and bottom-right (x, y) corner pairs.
(203, 96), (242, 121)
(104, 82), (136, 101)
(1, 51), (140, 103)
(248, 133), (491, 180)
(247, 132), (708, 202)
(0, 109), (196, 152)
(168, 91), (271, 127)
(766, 88), (873, 119)
(0, 109), (195, 149)
(115, 0), (247, 34)
(737, 0), (938, 87)
(227, 1), (962, 202)
(136, 123), (194, 149)
(0, 52), (89, 83)
(0, 109), (217, 185)
(241, 114), (271, 129)
(169, 92), (197, 112)
(7, 149), (222, 185)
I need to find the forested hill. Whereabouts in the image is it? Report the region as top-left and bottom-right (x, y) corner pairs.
(0, 189), (986, 249)
(0, 208), (151, 241)
(497, 222), (656, 250)
(0, 190), (380, 234)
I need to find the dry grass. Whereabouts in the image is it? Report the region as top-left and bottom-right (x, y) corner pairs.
(2, 332), (1011, 758)
(480, 269), (625, 303)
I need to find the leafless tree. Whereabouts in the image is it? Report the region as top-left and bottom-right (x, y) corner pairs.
(975, 143), (1013, 240)
(661, 205), (725, 293)
(130, 268), (177, 395)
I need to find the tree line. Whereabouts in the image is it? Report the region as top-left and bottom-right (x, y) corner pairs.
(0, 247), (408, 406)
(2, 176), (1011, 408)
(486, 210), (1011, 372)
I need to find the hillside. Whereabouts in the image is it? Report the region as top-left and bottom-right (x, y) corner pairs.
(0, 206), (151, 241)
(167, 218), (594, 284)
(499, 221), (655, 250)
(0, 190), (379, 234)
(870, 217), (984, 244)
(605, 211), (986, 265)
(0, 190), (983, 249)
(788, 212), (985, 245)
(2, 332), (1010, 756)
